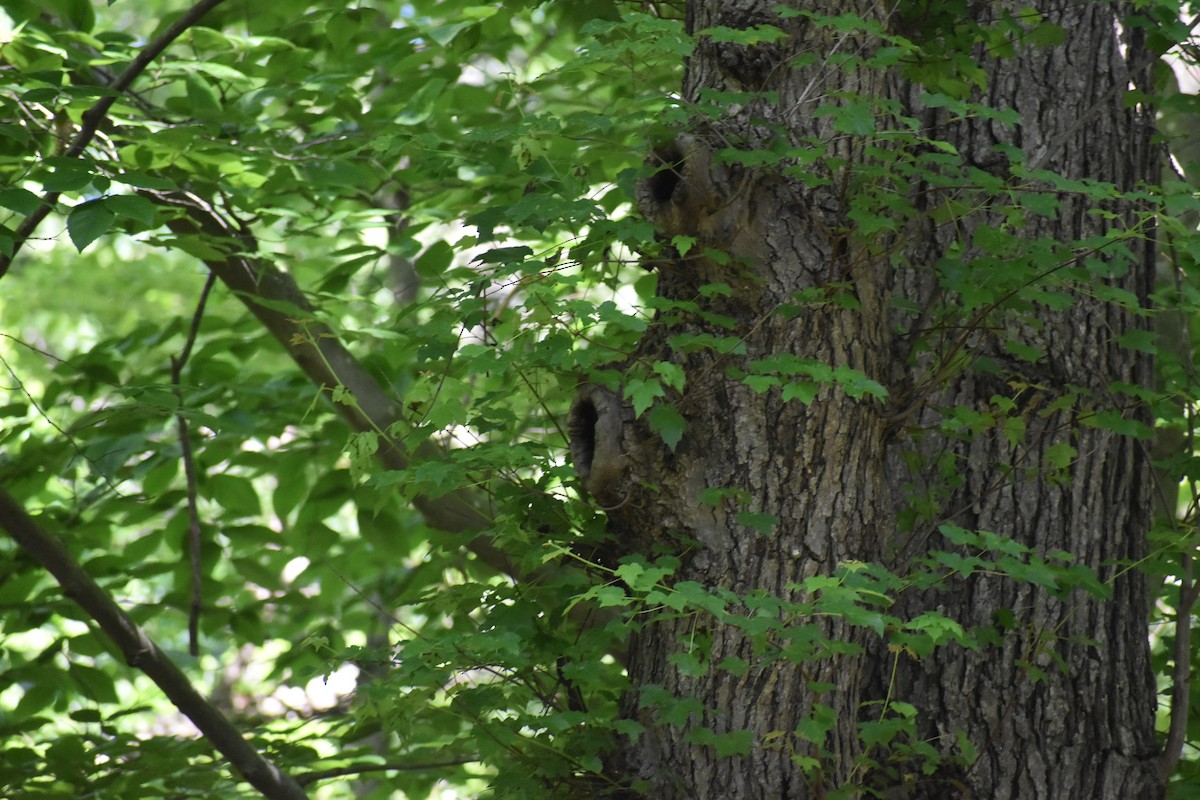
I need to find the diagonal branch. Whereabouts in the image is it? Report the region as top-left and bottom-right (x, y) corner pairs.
(151, 190), (512, 566)
(0, 0), (227, 279)
(146, 191), (624, 647)
(0, 0), (549, 582)
(0, 488), (309, 800)
(149, 191), (628, 650)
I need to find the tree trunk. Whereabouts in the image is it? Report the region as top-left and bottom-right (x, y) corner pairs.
(588, 2), (1164, 797)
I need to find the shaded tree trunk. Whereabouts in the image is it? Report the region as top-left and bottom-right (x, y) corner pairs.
(588, 2), (1164, 797)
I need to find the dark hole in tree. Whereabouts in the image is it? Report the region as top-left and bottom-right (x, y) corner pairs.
(646, 144), (685, 205)
(568, 397), (599, 481)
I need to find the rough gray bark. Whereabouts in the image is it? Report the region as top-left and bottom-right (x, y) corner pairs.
(586, 2), (1163, 797)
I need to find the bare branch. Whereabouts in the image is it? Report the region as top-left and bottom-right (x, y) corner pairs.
(296, 757), (477, 787)
(0, 0), (227, 278)
(0, 488), (309, 800)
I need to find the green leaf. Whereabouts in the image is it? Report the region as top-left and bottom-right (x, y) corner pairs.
(814, 99), (875, 135)
(652, 361), (686, 391)
(106, 194), (157, 227)
(699, 486), (743, 506)
(625, 377), (665, 417)
(717, 656), (749, 675)
(1045, 442), (1076, 470)
(1028, 20), (1066, 47)
(668, 650), (706, 677)
(67, 199), (116, 252)
(686, 726), (754, 757)
(0, 188), (42, 215)
(205, 474), (262, 517)
(112, 171), (178, 190)
(616, 561), (674, 591)
(1003, 340), (1043, 363)
(416, 241), (454, 276)
(833, 367), (887, 399)
(782, 380), (819, 404)
(672, 234), (696, 256)
(1084, 411), (1153, 439)
(997, 555), (1059, 591)
(473, 245), (534, 265)
(68, 663), (118, 704)
(42, 157), (95, 192)
(1019, 191), (1059, 216)
(699, 281), (732, 298)
(1115, 328), (1157, 354)
(743, 374), (779, 393)
(647, 402), (686, 451)
(185, 73), (222, 116)
(737, 511), (777, 535)
(905, 612), (966, 645)
(701, 24), (786, 45)
(583, 584), (630, 608)
(396, 77), (448, 125)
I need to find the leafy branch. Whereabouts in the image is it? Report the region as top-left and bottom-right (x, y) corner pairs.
(149, 190), (499, 545)
(0, 0), (227, 278)
(0, 489), (309, 800)
(150, 188), (618, 633)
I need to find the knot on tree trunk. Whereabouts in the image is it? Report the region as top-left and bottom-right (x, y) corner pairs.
(568, 385), (630, 507)
(638, 134), (724, 238)
(637, 133), (753, 250)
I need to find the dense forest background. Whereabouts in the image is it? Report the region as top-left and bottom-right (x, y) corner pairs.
(3, 1), (1200, 798)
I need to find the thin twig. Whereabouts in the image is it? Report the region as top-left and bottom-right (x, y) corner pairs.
(0, 0), (227, 279)
(171, 271), (217, 657)
(296, 757), (477, 787)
